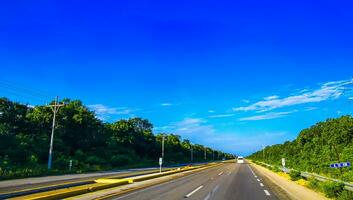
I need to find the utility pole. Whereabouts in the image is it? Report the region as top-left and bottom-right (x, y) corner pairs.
(212, 150), (214, 160)
(204, 147), (207, 160)
(262, 144), (265, 162)
(190, 146), (193, 163)
(161, 134), (165, 159)
(47, 96), (65, 170)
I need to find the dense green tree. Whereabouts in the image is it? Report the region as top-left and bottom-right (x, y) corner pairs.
(248, 115), (353, 182)
(0, 98), (232, 179)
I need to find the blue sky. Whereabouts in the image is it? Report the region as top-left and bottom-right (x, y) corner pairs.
(1, 1), (353, 155)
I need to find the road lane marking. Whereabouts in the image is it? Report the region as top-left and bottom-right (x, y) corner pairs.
(227, 171), (232, 175)
(257, 179), (260, 182)
(218, 172), (224, 176)
(260, 183), (264, 187)
(203, 185), (219, 200)
(212, 185), (219, 194)
(185, 185), (203, 198)
(254, 175), (257, 178)
(264, 190), (271, 196)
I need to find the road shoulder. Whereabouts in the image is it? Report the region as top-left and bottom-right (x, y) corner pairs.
(250, 162), (329, 200)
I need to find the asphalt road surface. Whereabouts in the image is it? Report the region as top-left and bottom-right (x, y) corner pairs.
(108, 162), (280, 200)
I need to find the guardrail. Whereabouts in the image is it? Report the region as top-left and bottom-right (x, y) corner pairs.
(253, 161), (353, 192)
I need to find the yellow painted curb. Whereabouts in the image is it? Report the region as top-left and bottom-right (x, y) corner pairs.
(95, 178), (133, 184)
(10, 163), (222, 200)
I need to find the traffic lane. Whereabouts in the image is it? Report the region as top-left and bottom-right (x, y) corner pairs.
(221, 162), (279, 200)
(109, 163), (232, 200)
(190, 162), (278, 200)
(0, 168), (164, 197)
(188, 163), (238, 200)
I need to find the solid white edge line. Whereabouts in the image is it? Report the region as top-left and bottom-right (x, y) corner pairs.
(260, 183), (264, 187)
(264, 190), (271, 196)
(185, 185), (204, 198)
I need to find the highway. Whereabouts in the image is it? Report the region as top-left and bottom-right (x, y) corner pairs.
(0, 167), (171, 199)
(104, 162), (279, 200)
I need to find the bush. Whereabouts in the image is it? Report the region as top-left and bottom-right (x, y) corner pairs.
(337, 190), (353, 200)
(289, 170), (302, 181)
(308, 177), (320, 190)
(321, 181), (345, 198)
(111, 154), (133, 166)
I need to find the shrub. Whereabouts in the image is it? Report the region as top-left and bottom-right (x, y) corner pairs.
(321, 181), (345, 198)
(337, 190), (353, 200)
(289, 170), (302, 181)
(308, 177), (320, 190)
(111, 154), (133, 166)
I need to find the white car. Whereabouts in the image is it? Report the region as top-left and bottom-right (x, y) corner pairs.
(237, 156), (244, 164)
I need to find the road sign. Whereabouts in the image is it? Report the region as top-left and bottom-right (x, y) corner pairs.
(159, 157), (163, 173)
(330, 162), (351, 168)
(282, 158), (286, 167)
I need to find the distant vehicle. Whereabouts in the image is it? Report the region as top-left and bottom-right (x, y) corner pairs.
(237, 156), (244, 164)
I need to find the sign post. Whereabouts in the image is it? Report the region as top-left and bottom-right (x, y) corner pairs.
(159, 157), (163, 173)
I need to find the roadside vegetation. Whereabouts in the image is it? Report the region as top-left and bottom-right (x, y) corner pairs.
(0, 98), (232, 180)
(249, 116), (353, 199)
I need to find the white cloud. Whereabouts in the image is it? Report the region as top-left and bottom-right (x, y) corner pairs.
(155, 117), (293, 155)
(208, 114), (235, 118)
(242, 99), (250, 103)
(161, 103), (173, 107)
(264, 95), (279, 100)
(88, 104), (134, 120)
(305, 107), (318, 111)
(208, 110), (215, 113)
(234, 79), (353, 112)
(239, 110), (297, 121)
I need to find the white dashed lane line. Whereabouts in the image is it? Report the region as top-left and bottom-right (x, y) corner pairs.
(264, 190), (271, 196)
(185, 185), (203, 198)
(248, 164), (273, 198)
(218, 172), (224, 176)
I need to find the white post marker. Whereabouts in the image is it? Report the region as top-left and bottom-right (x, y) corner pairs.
(69, 160), (72, 171)
(282, 158), (286, 167)
(159, 157), (163, 173)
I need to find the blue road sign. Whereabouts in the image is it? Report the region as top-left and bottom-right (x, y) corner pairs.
(330, 162), (351, 168)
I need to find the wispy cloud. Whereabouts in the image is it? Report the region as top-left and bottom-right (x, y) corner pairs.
(242, 99), (250, 103)
(154, 117), (293, 155)
(88, 104), (135, 120)
(305, 107), (318, 111)
(208, 110), (215, 113)
(239, 110), (297, 121)
(264, 95), (279, 101)
(234, 79), (353, 112)
(208, 114), (235, 118)
(161, 103), (173, 107)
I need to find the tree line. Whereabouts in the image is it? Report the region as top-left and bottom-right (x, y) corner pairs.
(0, 97), (233, 179)
(248, 115), (353, 182)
